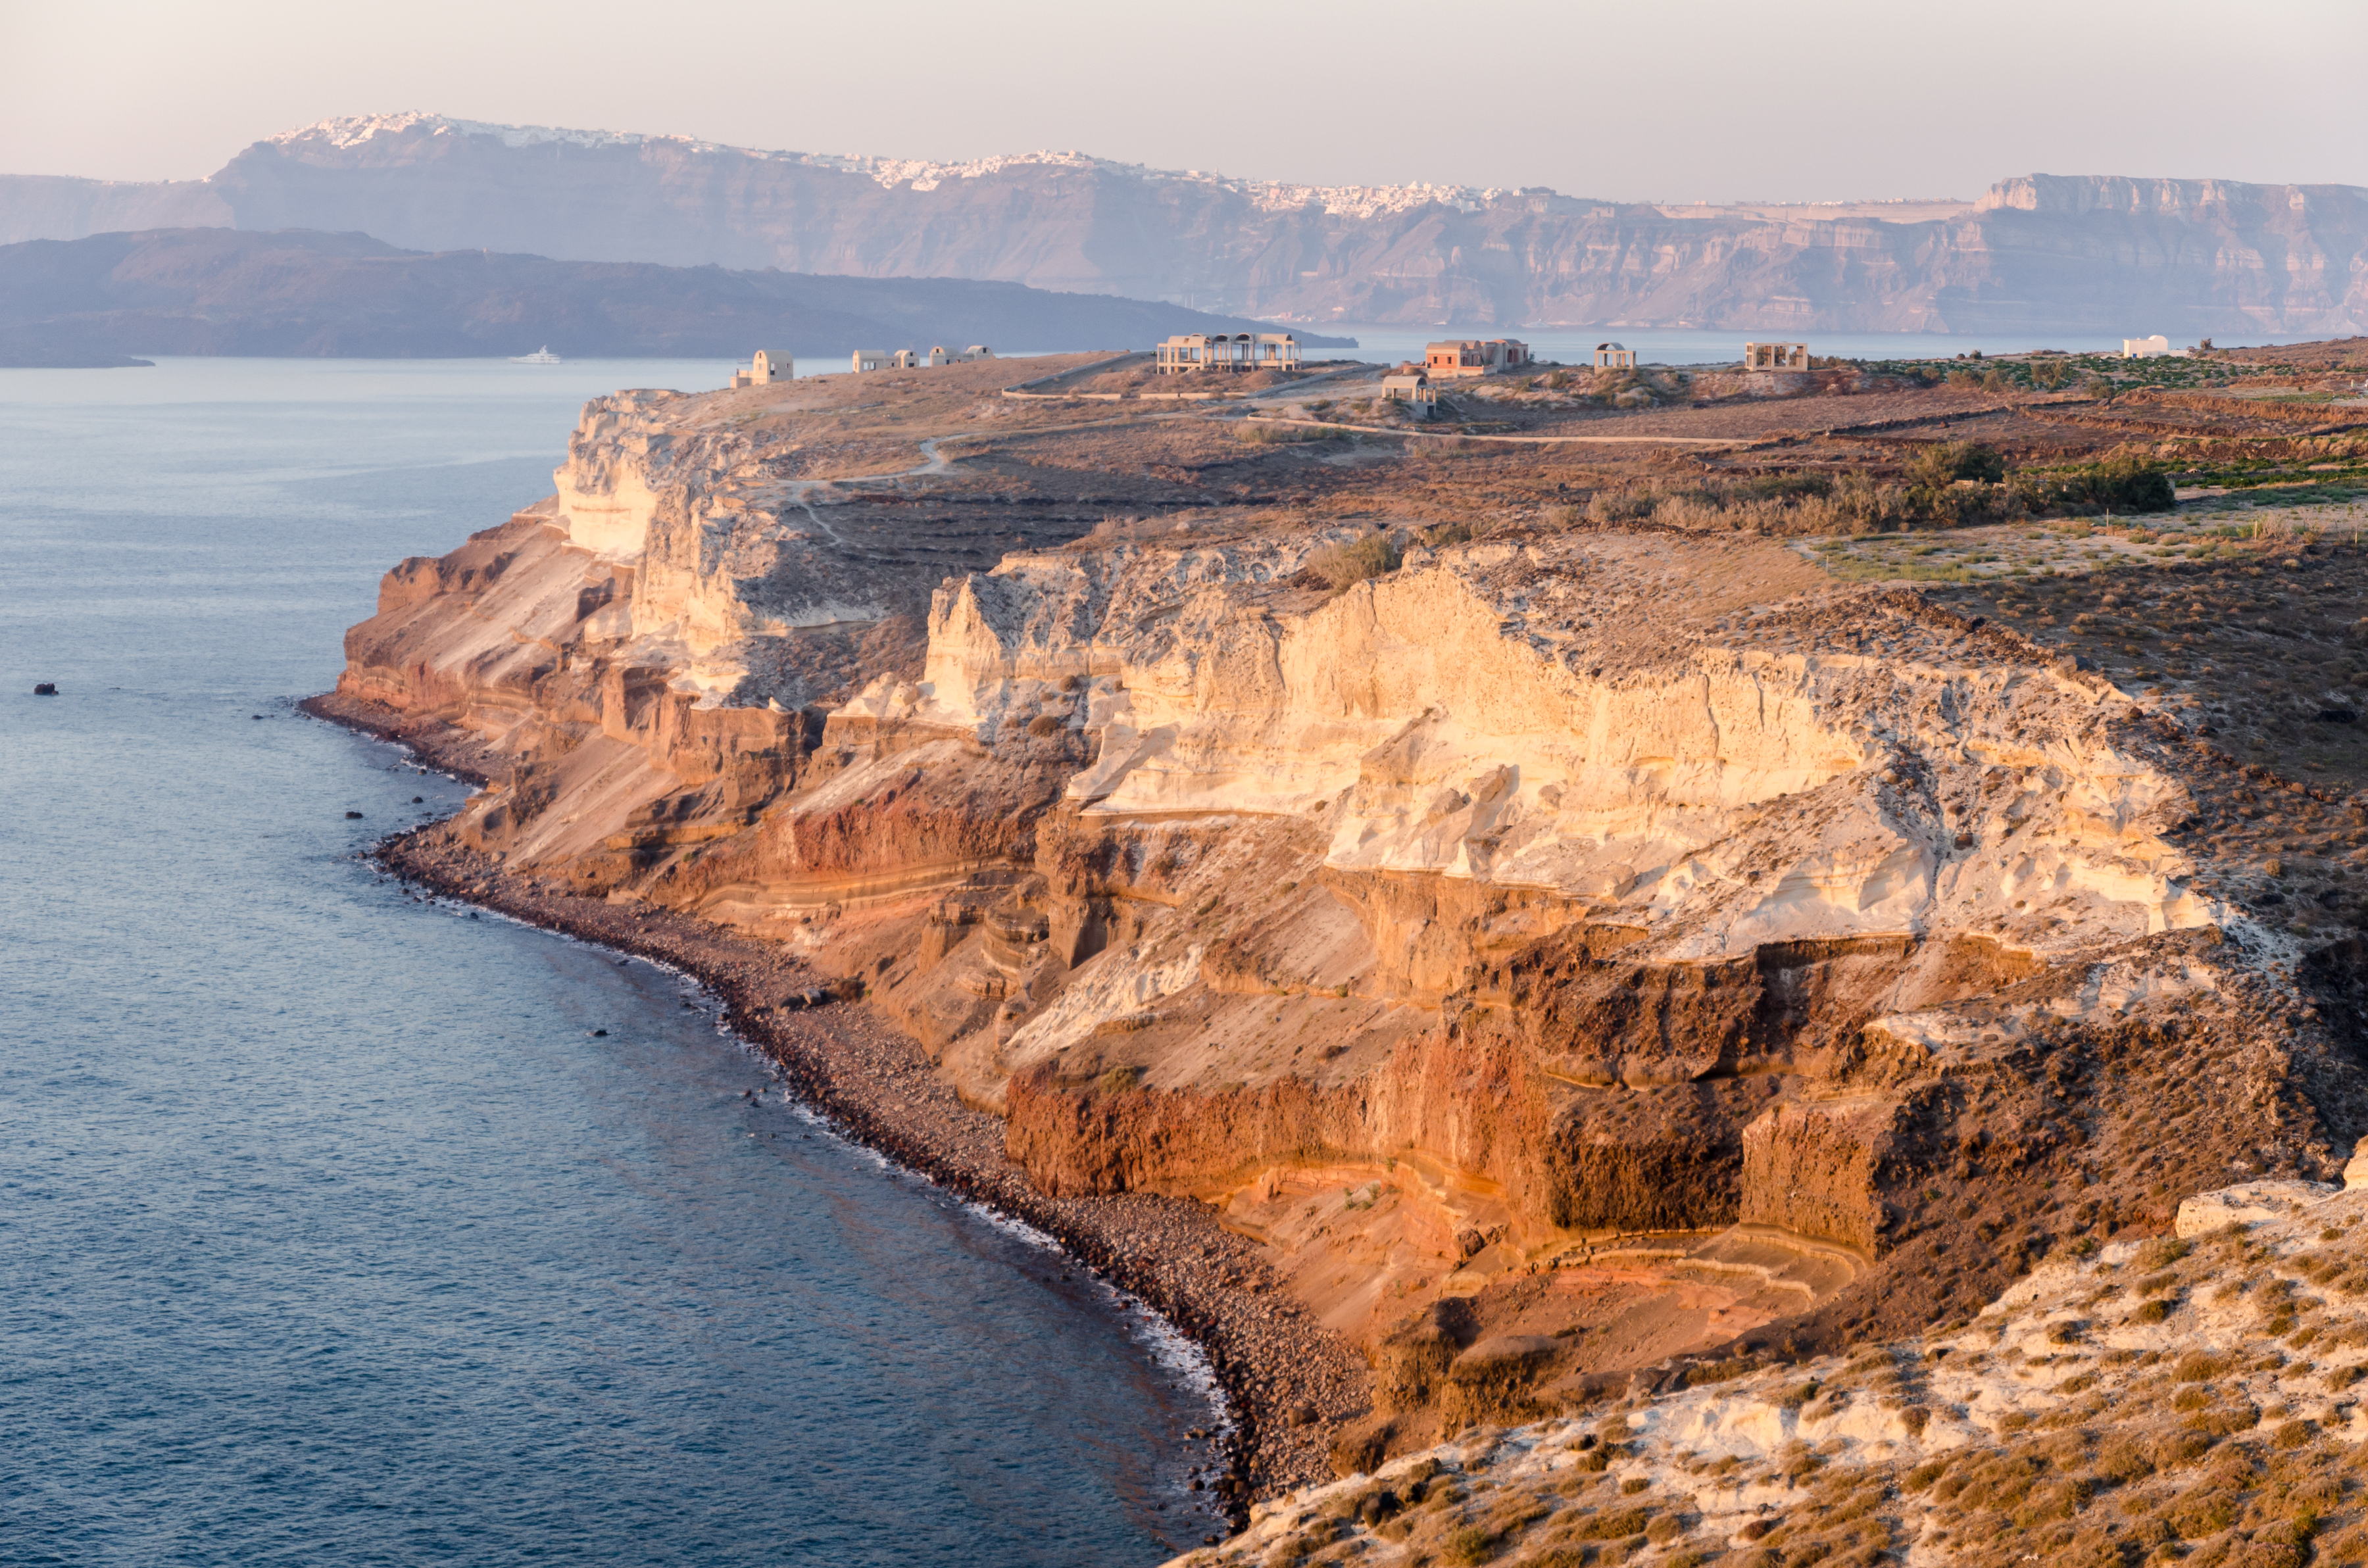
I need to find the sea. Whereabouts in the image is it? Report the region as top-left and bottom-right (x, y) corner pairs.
(0, 356), (1226, 1567)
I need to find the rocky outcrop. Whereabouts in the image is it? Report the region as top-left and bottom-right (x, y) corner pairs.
(1185, 1181), (2368, 1568)
(323, 370), (2368, 1482)
(16, 115), (2365, 333)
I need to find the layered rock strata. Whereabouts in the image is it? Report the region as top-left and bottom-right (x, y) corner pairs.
(18, 116), (2367, 333)
(324, 372), (2368, 1495)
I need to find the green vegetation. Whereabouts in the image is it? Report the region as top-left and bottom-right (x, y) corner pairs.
(1911, 441), (2010, 487)
(1847, 350), (2300, 395)
(1234, 420), (1335, 445)
(2015, 453), (2178, 515)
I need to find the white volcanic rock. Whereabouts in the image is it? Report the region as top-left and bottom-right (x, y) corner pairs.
(2173, 1179), (2338, 1238)
(551, 391), (897, 669)
(871, 532), (2225, 970)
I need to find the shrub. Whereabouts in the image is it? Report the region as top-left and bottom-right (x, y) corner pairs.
(1568, 1507), (1651, 1541)
(1309, 531), (1404, 591)
(2019, 453), (2177, 516)
(2167, 1490), (2239, 1537)
(2186, 1400), (2261, 1438)
(1234, 420), (1330, 445)
(1587, 489), (1658, 524)
(2098, 1438), (2156, 1482)
(2272, 1418), (2319, 1450)
(1097, 1065), (1144, 1095)
(1439, 1525), (1499, 1566)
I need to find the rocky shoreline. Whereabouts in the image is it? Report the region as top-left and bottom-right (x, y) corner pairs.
(300, 691), (1369, 1540)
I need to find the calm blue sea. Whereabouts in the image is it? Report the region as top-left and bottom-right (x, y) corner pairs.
(0, 358), (1219, 1567)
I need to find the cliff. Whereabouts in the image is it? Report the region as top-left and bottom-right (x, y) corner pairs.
(318, 351), (2368, 1506)
(12, 113), (2366, 335)
(1181, 1169), (2368, 1568)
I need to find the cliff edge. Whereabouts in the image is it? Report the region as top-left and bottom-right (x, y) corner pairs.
(316, 347), (2368, 1525)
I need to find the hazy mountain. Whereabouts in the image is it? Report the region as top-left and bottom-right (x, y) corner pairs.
(6, 114), (2364, 337)
(0, 227), (1352, 364)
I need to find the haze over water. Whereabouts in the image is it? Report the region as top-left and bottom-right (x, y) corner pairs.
(0, 358), (1219, 1567)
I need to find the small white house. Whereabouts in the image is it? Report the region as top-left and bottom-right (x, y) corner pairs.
(852, 344), (992, 373)
(1744, 341), (1810, 372)
(2122, 335), (2179, 359)
(1381, 367), (1436, 417)
(731, 349), (793, 388)
(1594, 342), (1637, 370)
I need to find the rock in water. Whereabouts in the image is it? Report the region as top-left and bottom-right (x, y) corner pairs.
(33, 682), (57, 695)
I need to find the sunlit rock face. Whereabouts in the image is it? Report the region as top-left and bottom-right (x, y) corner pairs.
(878, 531), (2214, 971)
(555, 391), (892, 660)
(328, 371), (2362, 1476)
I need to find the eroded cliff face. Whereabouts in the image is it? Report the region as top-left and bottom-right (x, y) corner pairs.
(329, 370), (2368, 1475)
(18, 116), (2367, 333)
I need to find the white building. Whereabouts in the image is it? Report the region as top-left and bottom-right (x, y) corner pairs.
(1423, 339), (1529, 379)
(1156, 332), (1302, 374)
(730, 349), (793, 388)
(1743, 341), (1810, 372)
(852, 345), (994, 373)
(1594, 342), (1637, 370)
(1381, 367), (1436, 416)
(2122, 335), (2181, 359)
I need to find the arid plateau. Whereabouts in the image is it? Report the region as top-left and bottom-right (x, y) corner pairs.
(308, 337), (2368, 1565)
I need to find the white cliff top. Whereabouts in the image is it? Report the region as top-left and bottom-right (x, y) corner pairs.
(265, 113), (1512, 218)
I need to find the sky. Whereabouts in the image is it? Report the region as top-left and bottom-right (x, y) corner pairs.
(3, 0), (2363, 201)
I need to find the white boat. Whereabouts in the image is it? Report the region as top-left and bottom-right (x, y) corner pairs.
(508, 346), (563, 364)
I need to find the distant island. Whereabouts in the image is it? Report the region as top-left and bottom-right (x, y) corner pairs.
(5, 112), (2364, 335)
(0, 227), (1355, 365)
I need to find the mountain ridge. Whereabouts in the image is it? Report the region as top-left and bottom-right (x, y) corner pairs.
(5, 113), (2364, 335)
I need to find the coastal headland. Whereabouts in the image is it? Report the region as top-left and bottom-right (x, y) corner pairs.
(312, 340), (2368, 1560)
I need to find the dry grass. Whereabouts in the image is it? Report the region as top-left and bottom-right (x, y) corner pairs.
(1191, 1196), (2368, 1568)
(1309, 531), (1404, 591)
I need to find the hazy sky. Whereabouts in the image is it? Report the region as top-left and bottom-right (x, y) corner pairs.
(4, 0), (2363, 200)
